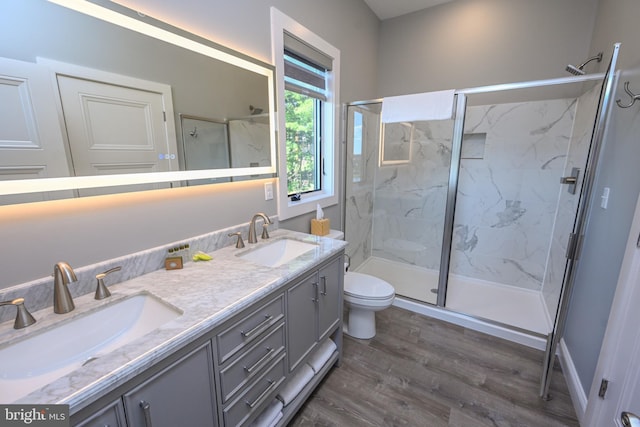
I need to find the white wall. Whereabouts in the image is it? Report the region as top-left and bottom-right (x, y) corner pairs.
(0, 0), (380, 289)
(377, 0), (599, 96)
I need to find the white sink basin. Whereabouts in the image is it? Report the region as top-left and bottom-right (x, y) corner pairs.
(0, 292), (182, 403)
(239, 238), (318, 267)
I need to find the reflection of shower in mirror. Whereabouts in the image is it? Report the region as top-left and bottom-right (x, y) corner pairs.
(189, 127), (198, 138)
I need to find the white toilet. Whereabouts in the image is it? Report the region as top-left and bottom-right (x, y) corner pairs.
(325, 230), (395, 339)
(343, 271), (395, 339)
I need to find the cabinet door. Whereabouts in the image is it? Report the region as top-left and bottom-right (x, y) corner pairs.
(74, 399), (126, 427)
(123, 343), (217, 427)
(318, 256), (343, 340)
(287, 272), (318, 370)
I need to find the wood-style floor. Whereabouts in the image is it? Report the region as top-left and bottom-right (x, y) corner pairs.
(290, 306), (579, 426)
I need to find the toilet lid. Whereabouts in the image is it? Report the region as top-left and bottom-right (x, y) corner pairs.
(344, 272), (395, 300)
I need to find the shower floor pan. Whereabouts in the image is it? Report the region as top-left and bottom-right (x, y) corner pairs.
(355, 256), (551, 336)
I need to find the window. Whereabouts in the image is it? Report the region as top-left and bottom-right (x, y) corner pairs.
(284, 51), (325, 196)
(271, 8), (340, 220)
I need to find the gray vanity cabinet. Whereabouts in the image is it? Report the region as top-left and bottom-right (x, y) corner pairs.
(122, 342), (217, 427)
(287, 255), (343, 371)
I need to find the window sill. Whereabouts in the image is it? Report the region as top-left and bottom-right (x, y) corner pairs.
(278, 190), (338, 220)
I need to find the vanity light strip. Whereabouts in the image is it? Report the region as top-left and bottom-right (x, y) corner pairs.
(0, 167), (274, 196)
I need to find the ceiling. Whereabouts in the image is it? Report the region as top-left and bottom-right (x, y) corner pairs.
(364, 0), (455, 20)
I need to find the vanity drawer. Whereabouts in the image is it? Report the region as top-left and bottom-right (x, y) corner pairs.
(223, 353), (286, 427)
(220, 322), (286, 403)
(216, 294), (285, 363)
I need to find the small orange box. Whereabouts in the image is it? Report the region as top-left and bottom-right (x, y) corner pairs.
(311, 218), (330, 236)
(165, 256), (183, 270)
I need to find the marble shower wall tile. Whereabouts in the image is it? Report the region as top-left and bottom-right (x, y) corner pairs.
(449, 98), (576, 290)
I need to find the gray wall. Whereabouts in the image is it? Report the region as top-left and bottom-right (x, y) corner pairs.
(377, 0), (598, 96)
(0, 0), (380, 289)
(563, 0), (640, 396)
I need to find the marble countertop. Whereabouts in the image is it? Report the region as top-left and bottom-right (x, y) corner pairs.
(1, 229), (346, 411)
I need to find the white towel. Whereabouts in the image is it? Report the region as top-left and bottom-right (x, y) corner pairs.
(276, 364), (314, 406)
(306, 339), (337, 374)
(250, 399), (283, 427)
(381, 89), (455, 123)
(268, 412), (283, 427)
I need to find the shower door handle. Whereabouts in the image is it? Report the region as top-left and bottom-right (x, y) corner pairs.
(560, 167), (580, 194)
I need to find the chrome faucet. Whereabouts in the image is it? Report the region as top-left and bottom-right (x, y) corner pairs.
(53, 262), (78, 314)
(248, 213), (272, 243)
(0, 298), (36, 329)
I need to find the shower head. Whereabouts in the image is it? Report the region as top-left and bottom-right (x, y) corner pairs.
(566, 52), (603, 76)
(249, 105), (263, 115)
(565, 64), (586, 76)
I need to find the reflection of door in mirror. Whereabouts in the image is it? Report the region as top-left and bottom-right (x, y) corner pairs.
(55, 69), (179, 197)
(0, 58), (72, 204)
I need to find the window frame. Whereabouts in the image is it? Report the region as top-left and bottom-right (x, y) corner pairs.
(271, 8), (340, 220)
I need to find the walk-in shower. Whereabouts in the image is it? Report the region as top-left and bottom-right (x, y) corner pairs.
(343, 44), (620, 397)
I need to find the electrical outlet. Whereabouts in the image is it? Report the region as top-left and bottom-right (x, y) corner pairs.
(264, 182), (274, 200)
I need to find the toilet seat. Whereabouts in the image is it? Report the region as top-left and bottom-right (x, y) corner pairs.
(344, 272), (395, 300)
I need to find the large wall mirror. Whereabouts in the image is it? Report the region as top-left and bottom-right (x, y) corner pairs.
(0, 0), (277, 204)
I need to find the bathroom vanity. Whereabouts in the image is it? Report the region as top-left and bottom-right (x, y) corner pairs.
(0, 229), (345, 427)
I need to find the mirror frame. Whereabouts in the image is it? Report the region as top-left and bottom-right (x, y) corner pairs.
(0, 0), (277, 197)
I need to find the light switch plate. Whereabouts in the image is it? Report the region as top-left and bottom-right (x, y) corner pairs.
(264, 182), (274, 200)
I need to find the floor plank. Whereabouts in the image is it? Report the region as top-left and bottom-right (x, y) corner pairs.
(290, 306), (578, 427)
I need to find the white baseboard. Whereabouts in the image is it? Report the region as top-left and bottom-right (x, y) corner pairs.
(558, 338), (588, 422)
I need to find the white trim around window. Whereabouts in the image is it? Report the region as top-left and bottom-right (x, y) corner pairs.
(270, 7), (340, 220)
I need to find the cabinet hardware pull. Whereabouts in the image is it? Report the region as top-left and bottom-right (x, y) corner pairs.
(244, 347), (276, 374)
(139, 400), (153, 427)
(312, 282), (319, 303)
(245, 379), (276, 408)
(320, 276), (327, 296)
(241, 315), (273, 338)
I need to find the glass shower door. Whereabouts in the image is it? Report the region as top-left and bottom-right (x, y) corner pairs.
(443, 80), (603, 335)
(345, 102), (453, 305)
